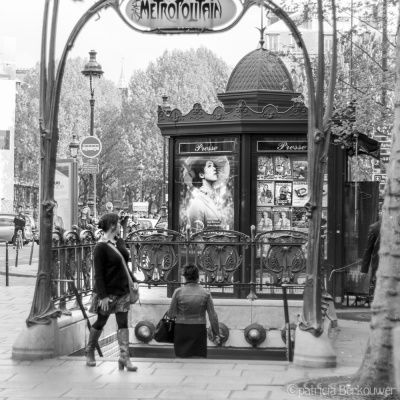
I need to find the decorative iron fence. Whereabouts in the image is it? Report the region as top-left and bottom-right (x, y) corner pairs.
(50, 227), (309, 310)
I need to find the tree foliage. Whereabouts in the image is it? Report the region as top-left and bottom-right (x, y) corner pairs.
(14, 47), (230, 214)
(117, 46), (230, 211)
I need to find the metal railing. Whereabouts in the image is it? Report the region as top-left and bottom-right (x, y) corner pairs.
(48, 227), (308, 309)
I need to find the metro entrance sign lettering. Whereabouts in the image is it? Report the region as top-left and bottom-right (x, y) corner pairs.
(80, 136), (102, 159)
(121, 0), (239, 31)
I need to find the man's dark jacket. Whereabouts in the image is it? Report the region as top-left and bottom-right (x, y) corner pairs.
(361, 221), (381, 276)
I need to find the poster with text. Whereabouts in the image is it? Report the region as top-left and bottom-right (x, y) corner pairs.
(292, 156), (308, 180)
(257, 181), (274, 205)
(292, 207), (309, 231)
(293, 182), (308, 206)
(256, 207), (273, 232)
(176, 153), (237, 235)
(257, 156), (274, 180)
(274, 155), (292, 179)
(272, 207), (292, 230)
(54, 162), (72, 232)
(274, 181), (292, 206)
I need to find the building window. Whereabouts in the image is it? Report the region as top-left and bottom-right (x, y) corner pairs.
(267, 35), (279, 52)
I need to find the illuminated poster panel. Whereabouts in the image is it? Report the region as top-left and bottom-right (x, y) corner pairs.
(175, 138), (238, 235)
(54, 160), (78, 232)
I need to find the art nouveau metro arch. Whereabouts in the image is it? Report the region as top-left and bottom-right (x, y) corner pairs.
(17, 0), (336, 366)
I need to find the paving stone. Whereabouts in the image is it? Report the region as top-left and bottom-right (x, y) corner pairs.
(0, 388), (71, 398)
(95, 374), (183, 384)
(183, 376), (275, 385)
(147, 362), (183, 369)
(206, 382), (247, 390)
(230, 391), (269, 399)
(234, 364), (287, 371)
(7, 373), (101, 383)
(247, 385), (283, 391)
(153, 368), (219, 376)
(0, 381), (38, 389)
(63, 389), (160, 398)
(181, 362), (235, 370)
(0, 373), (15, 381)
(216, 369), (243, 377)
(137, 382), (206, 390)
(157, 389), (230, 399)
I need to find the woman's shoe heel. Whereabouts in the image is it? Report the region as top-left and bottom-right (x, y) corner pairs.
(118, 361), (125, 370)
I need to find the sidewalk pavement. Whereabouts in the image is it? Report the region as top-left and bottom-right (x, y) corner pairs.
(0, 283), (370, 400)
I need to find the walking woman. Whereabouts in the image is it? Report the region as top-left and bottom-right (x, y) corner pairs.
(86, 213), (138, 371)
(168, 264), (221, 358)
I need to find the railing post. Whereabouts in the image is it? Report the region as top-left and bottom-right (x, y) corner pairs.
(282, 285), (294, 362)
(247, 225), (257, 300)
(5, 242), (9, 286)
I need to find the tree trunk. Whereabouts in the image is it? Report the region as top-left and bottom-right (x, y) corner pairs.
(351, 7), (400, 392)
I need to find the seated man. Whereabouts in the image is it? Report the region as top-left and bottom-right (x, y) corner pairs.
(13, 206), (26, 248)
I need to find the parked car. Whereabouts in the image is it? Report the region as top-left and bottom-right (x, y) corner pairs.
(0, 213), (34, 244)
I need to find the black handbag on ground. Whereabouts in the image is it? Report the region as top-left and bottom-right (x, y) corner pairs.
(154, 312), (175, 343)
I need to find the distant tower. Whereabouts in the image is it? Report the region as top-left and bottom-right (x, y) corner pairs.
(117, 58), (128, 97)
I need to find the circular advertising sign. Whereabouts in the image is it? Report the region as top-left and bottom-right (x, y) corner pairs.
(80, 136), (102, 159)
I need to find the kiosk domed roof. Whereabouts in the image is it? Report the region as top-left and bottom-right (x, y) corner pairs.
(226, 48), (294, 92)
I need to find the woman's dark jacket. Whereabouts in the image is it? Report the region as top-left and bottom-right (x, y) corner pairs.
(93, 238), (137, 300)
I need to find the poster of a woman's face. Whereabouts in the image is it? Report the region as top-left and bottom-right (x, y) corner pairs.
(177, 155), (236, 234)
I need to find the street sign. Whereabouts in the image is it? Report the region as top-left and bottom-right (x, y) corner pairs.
(132, 202), (148, 212)
(81, 156), (99, 175)
(80, 136), (102, 158)
(373, 174), (387, 184)
(81, 165), (99, 174)
(381, 156), (390, 163)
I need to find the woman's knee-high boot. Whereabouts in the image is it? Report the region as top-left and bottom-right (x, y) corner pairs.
(117, 328), (137, 371)
(85, 328), (102, 367)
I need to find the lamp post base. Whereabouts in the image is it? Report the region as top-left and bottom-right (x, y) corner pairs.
(12, 320), (59, 360)
(293, 323), (337, 368)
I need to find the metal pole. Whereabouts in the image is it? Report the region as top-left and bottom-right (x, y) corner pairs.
(93, 173), (97, 218)
(282, 285), (293, 362)
(29, 239), (35, 265)
(5, 242), (9, 286)
(89, 88), (95, 216)
(140, 173), (143, 203)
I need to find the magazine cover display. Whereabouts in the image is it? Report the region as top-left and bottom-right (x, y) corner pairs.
(292, 156), (308, 180)
(272, 207), (292, 230)
(257, 181), (274, 205)
(256, 207), (273, 232)
(257, 156), (274, 180)
(274, 181), (293, 206)
(274, 155), (292, 179)
(293, 182), (308, 207)
(292, 207), (309, 231)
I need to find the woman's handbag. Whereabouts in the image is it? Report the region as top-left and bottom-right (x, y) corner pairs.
(154, 312), (175, 343)
(104, 241), (140, 305)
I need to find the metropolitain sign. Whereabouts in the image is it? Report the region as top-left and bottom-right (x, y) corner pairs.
(122, 0), (239, 30)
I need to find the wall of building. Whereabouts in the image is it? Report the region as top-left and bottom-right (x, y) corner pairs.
(0, 37), (16, 213)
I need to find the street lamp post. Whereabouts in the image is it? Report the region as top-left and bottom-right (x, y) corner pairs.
(69, 133), (80, 227)
(81, 50), (103, 217)
(137, 161), (144, 202)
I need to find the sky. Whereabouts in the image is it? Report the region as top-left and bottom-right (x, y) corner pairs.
(0, 0), (268, 84)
